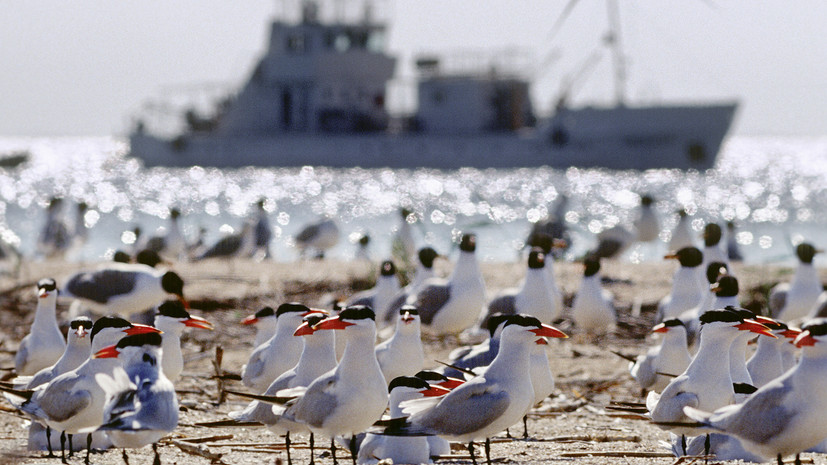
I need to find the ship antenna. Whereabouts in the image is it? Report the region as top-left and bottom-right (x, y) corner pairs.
(606, 0), (626, 105)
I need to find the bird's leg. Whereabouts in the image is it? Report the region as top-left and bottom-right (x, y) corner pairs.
(349, 435), (357, 465)
(467, 441), (477, 465)
(122, 448), (130, 465)
(60, 431), (67, 464)
(309, 432), (315, 465)
(704, 434), (710, 465)
(777, 454), (783, 465)
(330, 438), (337, 465)
(85, 433), (92, 465)
(68, 433), (74, 457)
(284, 432), (292, 465)
(45, 425), (55, 458)
(484, 437), (491, 465)
(153, 443), (161, 465)
(681, 434), (687, 455)
(795, 453), (802, 465)
(523, 415), (529, 439)
(505, 428), (512, 439)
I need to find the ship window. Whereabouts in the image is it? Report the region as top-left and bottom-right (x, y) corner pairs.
(287, 34), (306, 53)
(334, 34), (350, 52)
(366, 31), (384, 52)
(432, 90), (445, 104)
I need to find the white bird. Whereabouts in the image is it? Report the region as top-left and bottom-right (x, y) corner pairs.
(38, 197), (72, 259)
(634, 194), (660, 242)
(357, 376), (450, 464)
(242, 302), (311, 393)
(194, 221), (255, 261)
(241, 306), (278, 349)
(409, 233), (487, 335)
(97, 332), (178, 465)
(228, 311), (336, 465)
(519, 336), (556, 439)
(439, 314), (511, 380)
(481, 248), (560, 324)
(656, 247), (706, 323)
(524, 234), (565, 312)
(770, 242), (822, 323)
(683, 318), (827, 465)
(701, 223), (730, 277)
(385, 247), (440, 321)
(347, 260), (400, 325)
(648, 309), (774, 442)
(629, 319), (692, 394)
(669, 209), (696, 251)
(389, 315), (567, 465)
(747, 319), (791, 389)
(590, 224), (635, 260)
(143, 207), (187, 261)
(2, 316), (162, 464)
(251, 198), (273, 259)
(61, 262), (187, 318)
(16, 278), (66, 376)
(275, 306), (389, 464)
(571, 256), (616, 335)
(375, 306), (425, 385)
(295, 218), (340, 259)
(153, 300), (214, 383)
(677, 261), (730, 347)
(17, 316), (93, 454)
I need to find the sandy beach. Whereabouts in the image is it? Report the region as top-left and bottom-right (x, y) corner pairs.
(0, 257), (815, 465)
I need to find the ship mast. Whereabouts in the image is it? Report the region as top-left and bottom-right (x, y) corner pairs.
(606, 0), (626, 105)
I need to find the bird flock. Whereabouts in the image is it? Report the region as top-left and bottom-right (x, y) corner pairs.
(3, 197), (827, 465)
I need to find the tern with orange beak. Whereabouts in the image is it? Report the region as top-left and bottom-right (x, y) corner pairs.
(153, 300), (214, 383)
(15, 278), (66, 376)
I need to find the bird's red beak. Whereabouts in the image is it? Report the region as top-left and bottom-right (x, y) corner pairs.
(184, 315), (214, 330)
(664, 253), (679, 260)
(421, 385), (452, 397)
(437, 377), (465, 390)
(795, 330), (817, 348)
(124, 324), (163, 336)
(38, 288), (50, 298)
(293, 321), (315, 337)
(314, 316), (355, 331)
(530, 324), (568, 339)
(402, 311), (415, 323)
(75, 326), (88, 339)
(535, 337), (549, 345)
(735, 319), (776, 338)
(241, 315), (259, 325)
(651, 322), (669, 333)
(93, 345), (120, 359)
(781, 328), (802, 341)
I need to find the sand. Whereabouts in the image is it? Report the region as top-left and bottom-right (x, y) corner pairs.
(0, 257), (815, 465)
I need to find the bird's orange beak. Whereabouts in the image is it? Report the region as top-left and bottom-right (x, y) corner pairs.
(93, 345), (120, 359)
(795, 330), (817, 348)
(75, 326), (88, 339)
(535, 337), (549, 345)
(651, 323), (669, 333)
(530, 324), (568, 339)
(241, 315), (259, 325)
(293, 321), (315, 337)
(124, 324), (163, 336)
(421, 385), (452, 397)
(735, 319), (776, 338)
(437, 377), (465, 390)
(184, 315), (214, 330)
(313, 316), (355, 331)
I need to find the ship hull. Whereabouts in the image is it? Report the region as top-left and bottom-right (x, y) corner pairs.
(129, 102), (736, 170)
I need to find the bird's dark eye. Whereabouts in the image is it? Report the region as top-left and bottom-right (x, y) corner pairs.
(143, 354), (156, 366)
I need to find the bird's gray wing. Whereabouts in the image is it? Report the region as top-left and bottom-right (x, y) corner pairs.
(710, 386), (795, 445)
(291, 372), (339, 428)
(65, 269), (138, 304)
(295, 224), (320, 243)
(384, 292), (408, 322)
(14, 337), (29, 372)
(414, 283), (451, 325)
(479, 295), (516, 329)
(768, 284), (788, 318)
(415, 380), (510, 436)
(198, 235), (242, 259)
(33, 374), (92, 422)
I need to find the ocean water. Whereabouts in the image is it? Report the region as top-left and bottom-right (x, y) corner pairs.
(0, 135), (825, 266)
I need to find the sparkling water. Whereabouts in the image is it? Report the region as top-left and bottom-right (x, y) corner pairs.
(0, 135), (825, 266)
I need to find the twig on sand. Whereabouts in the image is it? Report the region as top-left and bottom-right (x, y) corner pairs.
(559, 451), (674, 458)
(171, 439), (226, 463)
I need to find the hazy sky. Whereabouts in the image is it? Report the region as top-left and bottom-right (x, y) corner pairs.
(1, 1), (825, 137)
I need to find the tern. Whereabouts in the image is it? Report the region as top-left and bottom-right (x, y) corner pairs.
(241, 306), (278, 349)
(571, 256), (616, 335)
(408, 233), (487, 335)
(668, 209), (696, 251)
(770, 242), (822, 323)
(683, 318), (827, 465)
(97, 332), (178, 465)
(701, 223), (730, 277)
(389, 315), (567, 465)
(275, 305), (389, 465)
(16, 278), (66, 376)
(61, 263), (187, 318)
(347, 260), (401, 325)
(656, 247), (705, 323)
(375, 306), (425, 385)
(153, 300), (214, 383)
(242, 302), (313, 393)
(385, 247), (440, 320)
(482, 248), (560, 325)
(629, 319), (692, 394)
(294, 218), (340, 259)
